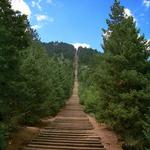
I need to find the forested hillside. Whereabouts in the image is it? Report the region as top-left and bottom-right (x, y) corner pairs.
(0, 1), (75, 149)
(43, 42), (75, 61)
(78, 1), (150, 150)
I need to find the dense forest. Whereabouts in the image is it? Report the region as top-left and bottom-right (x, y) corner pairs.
(78, 1), (150, 150)
(43, 42), (75, 61)
(0, 1), (75, 149)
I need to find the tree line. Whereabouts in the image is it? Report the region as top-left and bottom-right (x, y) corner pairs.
(0, 0), (75, 149)
(78, 0), (150, 150)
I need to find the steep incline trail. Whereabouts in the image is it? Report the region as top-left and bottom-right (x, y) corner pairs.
(23, 51), (106, 150)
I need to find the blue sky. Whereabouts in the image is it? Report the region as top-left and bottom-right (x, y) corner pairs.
(11, 0), (150, 51)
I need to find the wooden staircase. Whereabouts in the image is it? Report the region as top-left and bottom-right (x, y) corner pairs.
(23, 51), (106, 150)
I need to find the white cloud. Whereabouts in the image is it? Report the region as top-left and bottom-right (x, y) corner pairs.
(31, 1), (36, 7)
(36, 14), (48, 21)
(143, 0), (150, 8)
(31, 24), (42, 30)
(124, 8), (136, 23)
(35, 14), (54, 23)
(72, 43), (90, 50)
(11, 0), (31, 18)
(31, 0), (42, 11)
(124, 8), (132, 17)
(147, 39), (150, 51)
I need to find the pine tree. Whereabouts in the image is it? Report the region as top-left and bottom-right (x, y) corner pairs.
(97, 0), (150, 149)
(19, 41), (74, 124)
(0, 0), (31, 148)
(0, 0), (30, 121)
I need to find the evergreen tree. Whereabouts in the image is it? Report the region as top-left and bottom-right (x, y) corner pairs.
(0, 0), (31, 148)
(19, 41), (74, 124)
(0, 0), (30, 121)
(0, 1), (74, 149)
(143, 108), (150, 150)
(96, 0), (150, 149)
(19, 41), (51, 124)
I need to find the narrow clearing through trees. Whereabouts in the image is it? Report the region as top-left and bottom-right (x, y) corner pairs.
(22, 51), (122, 150)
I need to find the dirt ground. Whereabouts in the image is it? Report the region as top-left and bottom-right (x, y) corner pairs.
(6, 126), (40, 150)
(88, 115), (123, 150)
(6, 116), (55, 150)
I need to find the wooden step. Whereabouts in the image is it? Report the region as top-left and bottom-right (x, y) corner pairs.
(37, 134), (100, 139)
(40, 132), (93, 136)
(25, 144), (106, 150)
(46, 126), (93, 129)
(41, 129), (92, 133)
(34, 136), (101, 141)
(28, 141), (104, 147)
(32, 138), (101, 144)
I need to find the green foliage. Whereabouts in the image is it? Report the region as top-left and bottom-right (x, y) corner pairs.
(0, 0), (31, 148)
(0, 0), (74, 148)
(43, 42), (75, 62)
(78, 47), (101, 67)
(78, 47), (102, 114)
(98, 1), (150, 148)
(19, 41), (51, 124)
(0, 124), (6, 150)
(19, 41), (74, 125)
(78, 1), (150, 149)
(79, 84), (99, 114)
(143, 109), (150, 150)
(0, 0), (30, 123)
